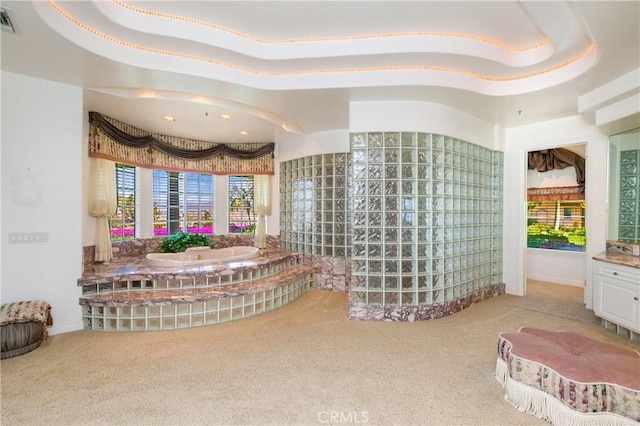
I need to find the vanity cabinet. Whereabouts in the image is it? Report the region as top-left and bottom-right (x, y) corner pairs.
(593, 260), (640, 333)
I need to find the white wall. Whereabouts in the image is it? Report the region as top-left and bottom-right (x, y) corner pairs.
(527, 249), (586, 287)
(504, 115), (609, 308)
(1, 71), (84, 334)
(277, 129), (350, 162)
(349, 101), (498, 150)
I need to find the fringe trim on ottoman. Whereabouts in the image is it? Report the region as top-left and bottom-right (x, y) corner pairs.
(495, 358), (637, 426)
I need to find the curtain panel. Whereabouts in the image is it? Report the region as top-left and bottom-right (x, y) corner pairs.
(527, 148), (585, 192)
(253, 175), (272, 249)
(88, 158), (117, 262)
(88, 112), (274, 175)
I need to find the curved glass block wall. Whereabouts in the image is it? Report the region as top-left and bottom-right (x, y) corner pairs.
(280, 132), (504, 320)
(618, 149), (640, 242)
(280, 153), (350, 257)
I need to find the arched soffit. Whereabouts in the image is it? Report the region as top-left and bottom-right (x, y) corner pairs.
(35, 0), (598, 95)
(90, 88), (306, 135)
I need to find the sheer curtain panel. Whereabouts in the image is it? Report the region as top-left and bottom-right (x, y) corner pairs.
(253, 175), (272, 249)
(88, 158), (117, 261)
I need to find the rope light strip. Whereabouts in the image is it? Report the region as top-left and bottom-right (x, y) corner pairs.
(113, 0), (549, 52)
(48, 0), (594, 82)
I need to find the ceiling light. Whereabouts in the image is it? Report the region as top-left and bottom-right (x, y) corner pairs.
(163, 116), (175, 122)
(220, 114), (231, 119)
(239, 131), (248, 135)
(139, 91), (159, 99)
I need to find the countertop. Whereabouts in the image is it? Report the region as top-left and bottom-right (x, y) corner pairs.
(78, 250), (302, 286)
(592, 251), (640, 269)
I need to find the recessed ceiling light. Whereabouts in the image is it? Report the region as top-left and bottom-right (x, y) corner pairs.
(220, 114), (231, 119)
(239, 131), (248, 135)
(163, 116), (176, 122)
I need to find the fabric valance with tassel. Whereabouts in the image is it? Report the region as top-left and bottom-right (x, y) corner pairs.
(88, 111), (274, 175)
(527, 148), (585, 193)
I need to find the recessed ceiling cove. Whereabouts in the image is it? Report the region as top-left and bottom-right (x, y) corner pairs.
(35, 0), (598, 95)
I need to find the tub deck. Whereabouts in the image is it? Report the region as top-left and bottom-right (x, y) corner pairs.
(78, 250), (315, 331)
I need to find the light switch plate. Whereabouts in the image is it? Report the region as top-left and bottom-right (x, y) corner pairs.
(8, 232), (48, 244)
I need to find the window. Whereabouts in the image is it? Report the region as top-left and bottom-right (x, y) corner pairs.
(153, 170), (214, 236)
(111, 163), (136, 241)
(228, 175), (255, 233)
(527, 200), (586, 251)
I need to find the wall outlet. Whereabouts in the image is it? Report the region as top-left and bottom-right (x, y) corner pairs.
(633, 245), (640, 257)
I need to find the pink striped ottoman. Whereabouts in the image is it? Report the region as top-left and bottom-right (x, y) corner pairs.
(1, 300), (52, 359)
(496, 327), (640, 425)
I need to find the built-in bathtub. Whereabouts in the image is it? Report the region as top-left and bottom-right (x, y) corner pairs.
(146, 246), (259, 268)
(79, 249), (313, 332)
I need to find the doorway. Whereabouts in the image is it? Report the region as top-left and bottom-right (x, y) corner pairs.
(525, 144), (587, 305)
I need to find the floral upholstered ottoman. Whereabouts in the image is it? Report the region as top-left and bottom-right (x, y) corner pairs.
(1, 300), (52, 359)
(496, 327), (639, 425)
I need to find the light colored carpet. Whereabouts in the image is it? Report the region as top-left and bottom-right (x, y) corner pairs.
(1, 282), (638, 426)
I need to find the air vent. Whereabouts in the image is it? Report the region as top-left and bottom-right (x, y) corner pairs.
(1, 7), (16, 34)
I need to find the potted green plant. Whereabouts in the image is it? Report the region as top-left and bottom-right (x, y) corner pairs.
(157, 232), (211, 253)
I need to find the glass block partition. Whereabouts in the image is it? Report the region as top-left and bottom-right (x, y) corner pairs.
(618, 149), (640, 242)
(280, 153), (350, 257)
(279, 133), (504, 320)
(348, 132), (503, 320)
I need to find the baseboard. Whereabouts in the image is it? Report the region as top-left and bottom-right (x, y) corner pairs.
(48, 321), (84, 336)
(504, 285), (525, 296)
(527, 274), (585, 288)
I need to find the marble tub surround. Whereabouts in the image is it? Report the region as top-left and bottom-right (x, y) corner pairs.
(80, 261), (311, 307)
(78, 251), (314, 331)
(83, 234), (281, 267)
(593, 249), (640, 268)
(79, 250), (303, 288)
(82, 274), (311, 332)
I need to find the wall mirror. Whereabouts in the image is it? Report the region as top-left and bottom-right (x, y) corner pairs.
(608, 127), (640, 243)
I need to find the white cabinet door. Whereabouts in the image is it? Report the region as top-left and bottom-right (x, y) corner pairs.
(594, 261), (640, 333)
(595, 276), (639, 331)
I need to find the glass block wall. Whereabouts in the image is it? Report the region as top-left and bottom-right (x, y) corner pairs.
(348, 132), (504, 320)
(279, 132), (504, 320)
(280, 153), (350, 257)
(618, 149), (640, 242)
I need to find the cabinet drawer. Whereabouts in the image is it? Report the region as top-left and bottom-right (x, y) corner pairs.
(595, 261), (640, 285)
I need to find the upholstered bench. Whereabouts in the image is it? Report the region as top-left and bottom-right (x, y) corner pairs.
(1, 301), (52, 359)
(496, 327), (640, 425)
